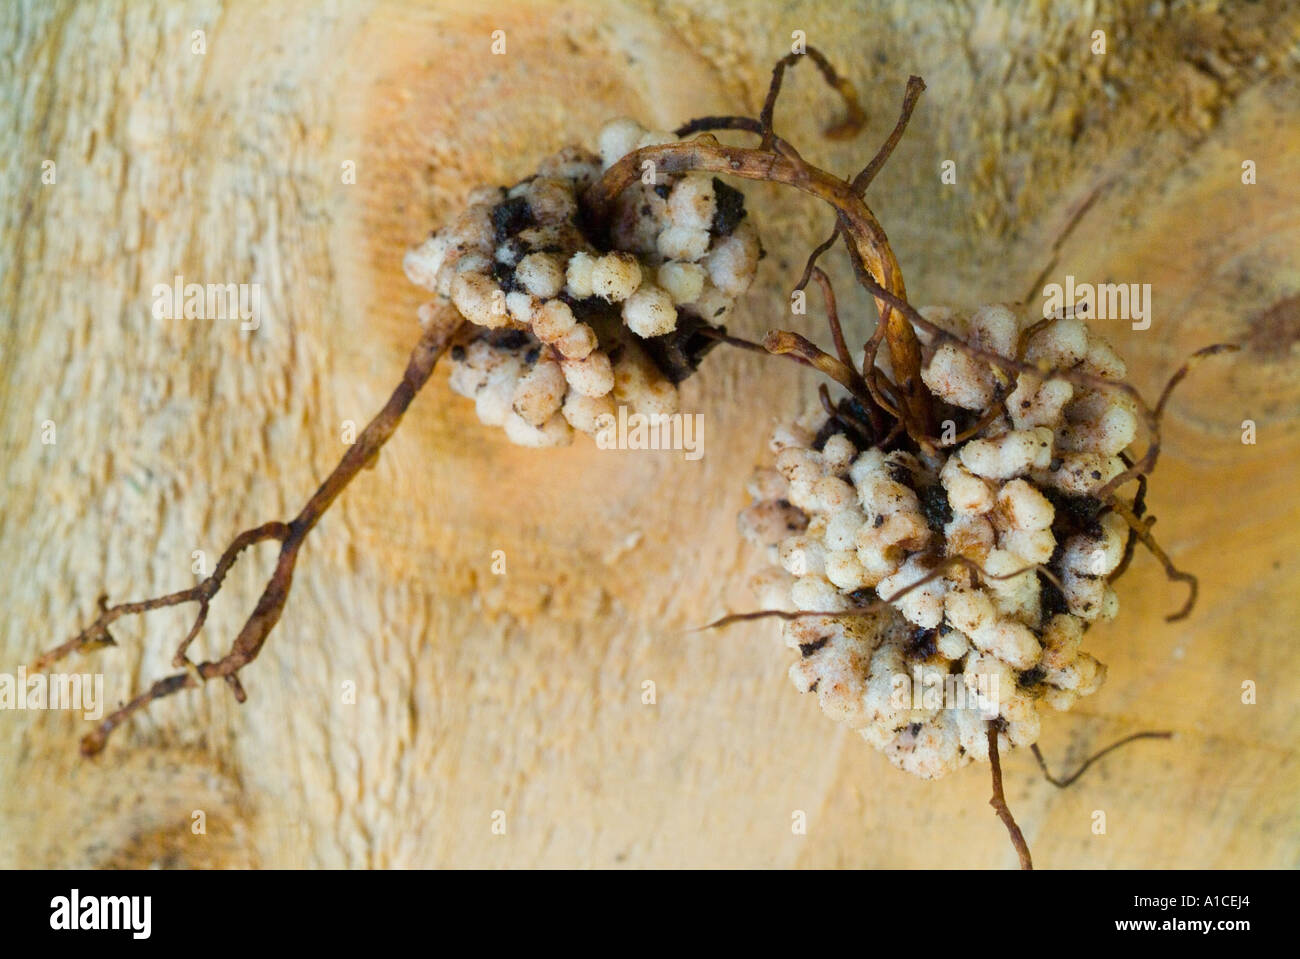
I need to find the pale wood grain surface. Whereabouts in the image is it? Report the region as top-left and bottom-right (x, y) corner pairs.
(1, 0), (1297, 868)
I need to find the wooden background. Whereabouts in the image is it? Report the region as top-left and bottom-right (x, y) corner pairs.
(1, 0), (1297, 868)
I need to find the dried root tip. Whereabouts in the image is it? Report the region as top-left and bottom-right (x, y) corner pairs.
(764, 330), (862, 395)
(1097, 342), (1238, 499)
(879, 554), (1065, 607)
(1106, 497), (1198, 621)
(1154, 343), (1239, 421)
(760, 46), (867, 144)
(849, 75), (925, 193)
(794, 229), (841, 295)
(699, 325), (812, 368)
(1030, 730), (1172, 788)
(695, 600), (883, 633)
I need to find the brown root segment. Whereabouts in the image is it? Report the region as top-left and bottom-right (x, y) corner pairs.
(759, 46), (867, 144)
(696, 325), (812, 366)
(694, 606), (881, 632)
(1106, 498), (1198, 622)
(1030, 731), (1173, 789)
(695, 555), (1061, 633)
(849, 76), (926, 193)
(1097, 342), (1239, 499)
(879, 555), (1067, 606)
(794, 228), (842, 296)
(583, 50), (934, 440)
(1109, 457), (1148, 583)
(34, 310), (465, 756)
(1155, 344), (1240, 421)
(988, 724), (1034, 870)
(796, 74), (927, 292)
(763, 330), (864, 395)
(810, 267), (861, 386)
(1020, 182), (1110, 307)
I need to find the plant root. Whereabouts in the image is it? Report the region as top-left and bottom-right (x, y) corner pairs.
(696, 554), (1064, 633)
(1030, 731), (1173, 788)
(33, 310), (465, 755)
(988, 724), (1034, 870)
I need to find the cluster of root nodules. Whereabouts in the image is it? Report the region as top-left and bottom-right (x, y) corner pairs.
(739, 305), (1148, 780)
(403, 120), (761, 447)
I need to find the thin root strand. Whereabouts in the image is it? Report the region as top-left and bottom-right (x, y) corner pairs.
(988, 724), (1034, 870)
(1030, 731), (1173, 788)
(36, 312), (465, 756)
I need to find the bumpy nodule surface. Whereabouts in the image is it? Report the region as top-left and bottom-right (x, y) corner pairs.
(741, 305), (1140, 779)
(404, 120), (762, 447)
